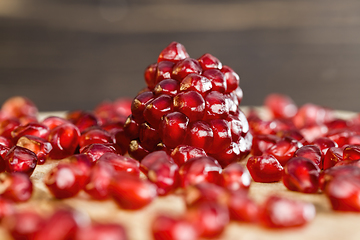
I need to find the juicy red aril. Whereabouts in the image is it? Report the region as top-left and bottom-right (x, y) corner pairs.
(44, 163), (83, 199)
(292, 103), (334, 129)
(173, 91), (205, 122)
(157, 41), (189, 63)
(75, 223), (128, 240)
(184, 182), (228, 207)
(221, 66), (239, 93)
(277, 129), (307, 145)
(11, 123), (49, 144)
(198, 53), (222, 70)
(67, 154), (92, 187)
(264, 93), (298, 119)
(80, 143), (119, 163)
(246, 154), (284, 183)
(335, 159), (360, 168)
(180, 73), (212, 96)
(312, 137), (338, 158)
(294, 145), (322, 167)
(251, 134), (280, 156)
(179, 156), (222, 188)
(128, 139), (149, 161)
(155, 61), (175, 83)
(343, 144), (360, 161)
(211, 141), (242, 168)
(16, 135), (52, 164)
(131, 91), (154, 122)
(1, 96), (38, 120)
(141, 151), (179, 195)
(207, 119), (231, 154)
(153, 78), (179, 97)
(99, 152), (140, 176)
(260, 195), (315, 228)
(113, 128), (130, 155)
(48, 123), (80, 159)
(139, 122), (162, 151)
(84, 160), (115, 200)
(202, 69), (227, 93)
(123, 114), (140, 140)
(0, 172), (32, 202)
(41, 116), (70, 130)
(300, 124), (329, 143)
(265, 136), (302, 166)
(110, 172), (157, 210)
(319, 165), (360, 191)
(325, 175), (360, 212)
(144, 63), (157, 90)
(323, 147), (343, 170)
(220, 162), (251, 191)
(152, 214), (198, 240)
(0, 136), (11, 148)
(4, 146), (37, 176)
(79, 127), (113, 149)
(227, 190), (259, 223)
(204, 91), (229, 120)
(283, 157), (320, 193)
(143, 94), (173, 128)
(160, 112), (189, 149)
(185, 121), (213, 152)
(0, 118), (20, 139)
(69, 111), (99, 133)
(172, 58), (202, 81)
(170, 145), (207, 167)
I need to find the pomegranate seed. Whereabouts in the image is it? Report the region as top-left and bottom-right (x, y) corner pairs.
(0, 136), (12, 148)
(79, 127), (113, 149)
(185, 121), (213, 152)
(44, 163), (83, 199)
(67, 154), (92, 187)
(69, 111), (99, 133)
(0, 118), (20, 139)
(293, 103), (334, 128)
(153, 78), (179, 97)
(251, 134), (280, 156)
(160, 112), (189, 149)
(343, 144), (360, 161)
(265, 136), (302, 166)
(113, 128), (130, 155)
(75, 223), (128, 240)
(312, 137), (338, 158)
(152, 214), (198, 240)
(131, 91), (154, 122)
(294, 145), (322, 167)
(319, 165), (360, 191)
(11, 122), (49, 144)
(48, 122), (80, 159)
(139, 122), (162, 151)
(300, 124), (329, 143)
(260, 195), (315, 228)
(326, 129), (352, 147)
(204, 91), (229, 120)
(283, 157), (320, 193)
(173, 91), (205, 122)
(335, 159), (360, 168)
(128, 139), (149, 161)
(172, 58), (202, 81)
(1, 96), (38, 120)
(202, 69), (227, 93)
(227, 114), (247, 142)
(277, 129), (307, 145)
(99, 152), (140, 176)
(123, 114), (140, 140)
(246, 155), (284, 183)
(0, 172), (33, 202)
(41, 116), (70, 130)
(227, 190), (260, 223)
(178, 156), (222, 188)
(155, 61), (175, 83)
(110, 172), (157, 210)
(198, 53), (222, 70)
(144, 63), (157, 90)
(84, 160), (115, 200)
(143, 94), (173, 129)
(0, 144), (10, 160)
(326, 118), (349, 130)
(211, 141), (242, 168)
(264, 93), (298, 119)
(179, 73), (212, 96)
(184, 182), (228, 207)
(220, 162), (251, 191)
(207, 119), (232, 154)
(157, 41), (189, 63)
(323, 147), (343, 170)
(4, 146), (37, 176)
(0, 197), (14, 220)
(81, 143), (120, 164)
(221, 65), (239, 93)
(170, 145), (207, 167)
(16, 135), (52, 164)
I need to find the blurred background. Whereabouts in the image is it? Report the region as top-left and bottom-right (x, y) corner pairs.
(1, 0), (360, 112)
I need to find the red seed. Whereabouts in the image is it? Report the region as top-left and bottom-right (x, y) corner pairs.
(4, 146), (38, 176)
(143, 94), (173, 129)
(319, 165), (360, 191)
(202, 69), (227, 93)
(180, 73), (212, 96)
(170, 145), (207, 167)
(173, 91), (206, 122)
(184, 182), (228, 207)
(265, 136), (302, 166)
(11, 122), (49, 144)
(251, 134), (280, 156)
(343, 144), (360, 161)
(160, 112), (189, 149)
(153, 78), (180, 97)
(155, 61), (175, 83)
(98, 152), (140, 176)
(16, 135), (52, 164)
(157, 41), (189, 63)
(264, 93), (298, 119)
(185, 121), (213, 152)
(79, 127), (113, 149)
(204, 91), (229, 120)
(220, 162), (251, 191)
(144, 63), (158, 90)
(0, 172), (33, 202)
(198, 53), (222, 70)
(172, 58), (202, 81)
(207, 119), (232, 154)
(1, 96), (38, 120)
(41, 116), (70, 130)
(221, 65), (240, 93)
(323, 147), (343, 170)
(294, 145), (322, 167)
(80, 143), (119, 164)
(227, 190), (260, 223)
(48, 123), (80, 160)
(246, 155), (284, 183)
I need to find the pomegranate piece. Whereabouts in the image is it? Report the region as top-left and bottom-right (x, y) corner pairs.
(343, 144), (360, 161)
(220, 162), (251, 191)
(67, 111), (99, 133)
(202, 69), (227, 93)
(131, 91), (154, 122)
(128, 139), (150, 161)
(300, 124), (329, 143)
(184, 182), (228, 207)
(319, 165), (360, 191)
(185, 121), (213, 152)
(113, 128), (131, 155)
(44, 163), (83, 199)
(179, 156), (222, 188)
(98, 152), (140, 176)
(170, 145), (207, 167)
(153, 78), (179, 97)
(283, 157), (320, 193)
(79, 127), (113, 149)
(139, 122), (162, 151)
(294, 145), (322, 167)
(0, 136), (12, 148)
(207, 119), (232, 154)
(325, 175), (360, 212)
(1, 96), (38, 120)
(227, 190), (260, 223)
(180, 73), (212, 96)
(85, 160), (115, 200)
(16, 135), (52, 164)
(3, 210), (44, 240)
(221, 65), (239, 93)
(67, 153), (92, 187)
(247, 154), (284, 183)
(0, 172), (33, 202)
(11, 122), (49, 144)
(264, 93), (298, 119)
(123, 115), (140, 140)
(277, 129), (307, 145)
(312, 137), (338, 158)
(75, 223), (128, 240)
(326, 129), (352, 147)
(48, 122), (81, 159)
(4, 146), (37, 176)
(260, 195), (315, 228)
(41, 116), (70, 130)
(152, 214), (198, 240)
(143, 94), (173, 128)
(172, 58), (202, 81)
(198, 53), (222, 70)
(155, 61), (175, 83)
(80, 143), (119, 164)
(204, 91), (229, 120)
(110, 172), (157, 210)
(264, 136), (302, 166)
(144, 63), (158, 90)
(173, 91), (206, 122)
(0, 118), (20, 139)
(292, 103), (334, 129)
(323, 147), (343, 170)
(251, 134), (280, 156)
(158, 41), (189, 63)
(160, 112), (189, 149)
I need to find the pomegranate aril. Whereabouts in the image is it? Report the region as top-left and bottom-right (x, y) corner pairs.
(0, 197), (14, 220)
(110, 172), (157, 210)
(265, 136), (302, 166)
(221, 65), (239, 93)
(0, 172), (33, 202)
(0, 136), (12, 148)
(260, 195), (315, 228)
(180, 73), (212, 96)
(202, 69), (227, 93)
(99, 152), (140, 176)
(157, 41), (189, 63)
(277, 129), (307, 145)
(185, 121), (213, 152)
(207, 119), (232, 154)
(143, 94), (173, 128)
(170, 145), (207, 167)
(41, 116), (70, 130)
(128, 139), (149, 161)
(323, 147), (343, 170)
(184, 182), (228, 207)
(160, 112), (189, 149)
(0, 118), (20, 139)
(152, 214), (198, 240)
(139, 122), (162, 151)
(319, 165), (360, 191)
(67, 153), (92, 187)
(227, 190), (260, 223)
(113, 128), (130, 155)
(155, 61), (175, 83)
(173, 91), (205, 122)
(75, 223), (128, 240)
(69, 111), (100, 133)
(283, 157), (320, 193)
(16, 135), (52, 164)
(153, 78), (179, 97)
(300, 124), (329, 143)
(123, 114), (140, 140)
(144, 63), (157, 90)
(211, 141), (242, 168)
(79, 127), (113, 149)
(312, 137), (338, 158)
(4, 146), (37, 176)
(198, 53), (222, 70)
(80, 143), (119, 164)
(172, 58), (202, 81)
(335, 159), (360, 168)
(343, 144), (360, 161)
(326, 129), (352, 147)
(48, 122), (80, 159)
(131, 91), (154, 122)
(251, 134), (280, 156)
(246, 154), (284, 183)
(204, 91), (229, 120)
(292, 103), (334, 129)
(1, 96), (38, 120)
(294, 145), (322, 167)
(179, 156), (222, 188)
(264, 93), (298, 119)
(326, 118), (349, 130)
(11, 122), (49, 144)
(220, 162), (251, 191)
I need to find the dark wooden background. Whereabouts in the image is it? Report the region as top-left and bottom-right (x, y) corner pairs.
(1, 0), (360, 112)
